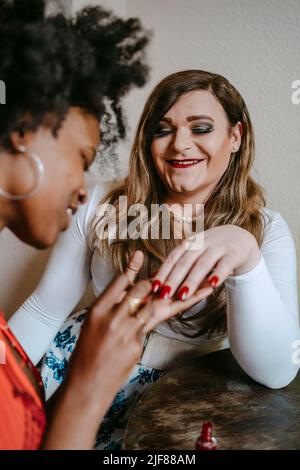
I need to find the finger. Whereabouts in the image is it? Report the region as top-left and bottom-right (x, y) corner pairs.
(112, 279), (153, 325)
(114, 290), (127, 305)
(143, 286), (214, 333)
(115, 250), (144, 303)
(159, 251), (215, 300)
(172, 285), (214, 313)
(124, 250), (144, 283)
(207, 254), (235, 288)
(91, 272), (131, 319)
(125, 279), (152, 310)
(120, 308), (152, 345)
(123, 300), (155, 341)
(171, 249), (221, 299)
(150, 239), (192, 294)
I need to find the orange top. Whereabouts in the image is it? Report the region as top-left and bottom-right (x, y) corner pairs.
(0, 312), (46, 449)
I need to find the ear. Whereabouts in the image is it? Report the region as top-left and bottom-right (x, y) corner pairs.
(231, 121), (243, 152)
(9, 131), (30, 154)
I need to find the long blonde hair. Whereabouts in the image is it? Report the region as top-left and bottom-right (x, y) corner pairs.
(90, 70), (267, 337)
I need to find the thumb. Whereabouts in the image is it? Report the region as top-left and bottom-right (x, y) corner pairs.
(124, 250), (144, 283)
(114, 251), (144, 304)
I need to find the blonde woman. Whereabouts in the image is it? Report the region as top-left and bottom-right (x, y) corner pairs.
(10, 70), (300, 449)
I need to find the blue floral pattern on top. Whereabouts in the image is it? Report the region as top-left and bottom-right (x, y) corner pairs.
(44, 351), (68, 384)
(53, 326), (77, 353)
(39, 309), (165, 450)
(129, 367), (162, 385)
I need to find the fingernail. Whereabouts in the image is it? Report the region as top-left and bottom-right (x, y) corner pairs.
(208, 275), (219, 287)
(159, 285), (171, 300)
(151, 280), (161, 293)
(177, 286), (189, 300)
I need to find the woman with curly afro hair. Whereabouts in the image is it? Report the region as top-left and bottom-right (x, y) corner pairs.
(0, 0), (208, 449)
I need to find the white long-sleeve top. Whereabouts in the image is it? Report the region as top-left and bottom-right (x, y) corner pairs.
(9, 183), (300, 388)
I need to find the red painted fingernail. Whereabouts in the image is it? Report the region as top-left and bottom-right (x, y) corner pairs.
(208, 275), (219, 287)
(151, 280), (161, 293)
(177, 286), (189, 300)
(159, 285), (172, 299)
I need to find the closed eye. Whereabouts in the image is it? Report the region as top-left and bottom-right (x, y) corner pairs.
(153, 124), (213, 138)
(81, 154), (90, 172)
(192, 126), (213, 134)
(153, 128), (172, 138)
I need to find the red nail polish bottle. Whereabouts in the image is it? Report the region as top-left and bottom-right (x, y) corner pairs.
(195, 422), (217, 450)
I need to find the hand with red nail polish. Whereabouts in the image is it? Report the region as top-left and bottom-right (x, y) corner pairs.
(138, 285), (215, 335)
(150, 225), (261, 300)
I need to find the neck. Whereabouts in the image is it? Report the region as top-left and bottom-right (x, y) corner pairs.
(0, 200), (15, 232)
(0, 194), (17, 231)
(162, 182), (216, 214)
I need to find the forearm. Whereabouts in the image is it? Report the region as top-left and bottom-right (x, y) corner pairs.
(225, 256), (300, 389)
(43, 378), (113, 450)
(9, 302), (65, 366)
(9, 244), (91, 365)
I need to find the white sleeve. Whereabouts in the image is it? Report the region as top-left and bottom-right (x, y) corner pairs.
(9, 183), (105, 365)
(225, 209), (300, 389)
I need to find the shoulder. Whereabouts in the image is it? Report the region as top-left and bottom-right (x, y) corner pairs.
(260, 207), (296, 253)
(73, 176), (120, 242)
(261, 207), (292, 236)
(85, 179), (115, 218)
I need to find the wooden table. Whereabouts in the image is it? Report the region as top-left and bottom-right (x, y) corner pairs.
(123, 349), (300, 450)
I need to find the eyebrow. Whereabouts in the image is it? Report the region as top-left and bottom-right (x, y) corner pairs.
(160, 115), (214, 123)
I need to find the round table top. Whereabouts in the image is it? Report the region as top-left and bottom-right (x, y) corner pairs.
(123, 349), (300, 450)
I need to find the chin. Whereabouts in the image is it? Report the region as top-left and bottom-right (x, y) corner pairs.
(12, 225), (59, 250)
(36, 229), (60, 249)
(170, 183), (202, 194)
(34, 237), (58, 250)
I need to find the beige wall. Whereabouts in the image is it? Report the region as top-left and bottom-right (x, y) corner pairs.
(1, 0), (299, 319)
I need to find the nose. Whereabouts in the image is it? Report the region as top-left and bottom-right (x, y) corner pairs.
(172, 127), (192, 155)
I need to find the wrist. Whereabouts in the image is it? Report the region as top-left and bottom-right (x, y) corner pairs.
(63, 374), (113, 419)
(44, 380), (107, 450)
(232, 237), (261, 276)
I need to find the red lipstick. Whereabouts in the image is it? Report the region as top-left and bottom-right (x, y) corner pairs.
(167, 159), (204, 169)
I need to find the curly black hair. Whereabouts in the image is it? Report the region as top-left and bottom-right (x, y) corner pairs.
(0, 0), (150, 166)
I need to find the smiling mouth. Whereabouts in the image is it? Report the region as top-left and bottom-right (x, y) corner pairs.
(167, 159), (204, 169)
